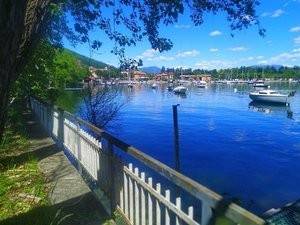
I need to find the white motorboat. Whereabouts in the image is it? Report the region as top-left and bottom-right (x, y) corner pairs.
(128, 83), (134, 88)
(249, 90), (292, 104)
(167, 85), (173, 91)
(173, 86), (187, 94)
(253, 80), (269, 88)
(197, 81), (207, 88)
(152, 83), (158, 89)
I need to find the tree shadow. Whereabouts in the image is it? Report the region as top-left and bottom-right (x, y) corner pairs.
(0, 192), (111, 225)
(0, 143), (60, 171)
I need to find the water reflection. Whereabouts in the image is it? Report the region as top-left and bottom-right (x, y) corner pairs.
(248, 101), (294, 119)
(174, 93), (187, 99)
(57, 82), (300, 214)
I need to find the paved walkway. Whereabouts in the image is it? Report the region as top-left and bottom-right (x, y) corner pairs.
(24, 110), (113, 225)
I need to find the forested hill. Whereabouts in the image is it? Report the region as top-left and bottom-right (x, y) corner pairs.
(64, 49), (115, 69)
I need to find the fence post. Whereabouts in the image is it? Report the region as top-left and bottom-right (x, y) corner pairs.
(57, 108), (64, 148)
(108, 140), (115, 216)
(46, 103), (51, 134)
(76, 119), (83, 175)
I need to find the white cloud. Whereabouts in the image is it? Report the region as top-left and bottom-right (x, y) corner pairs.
(195, 60), (233, 70)
(209, 48), (219, 52)
(174, 24), (191, 29)
(294, 36), (300, 45)
(137, 48), (199, 62)
(284, 0), (300, 7)
(145, 55), (175, 62)
(258, 60), (268, 65)
(136, 49), (175, 62)
(256, 50), (300, 65)
(292, 48), (300, 52)
(266, 40), (272, 45)
(271, 9), (285, 17)
(229, 46), (248, 52)
(153, 56), (175, 61)
(176, 50), (199, 58)
(290, 26), (300, 32)
(174, 65), (190, 69)
(137, 49), (158, 59)
(261, 12), (270, 17)
(261, 9), (284, 18)
(239, 56), (264, 62)
(209, 30), (222, 37)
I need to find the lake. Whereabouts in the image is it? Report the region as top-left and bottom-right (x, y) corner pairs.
(59, 82), (300, 215)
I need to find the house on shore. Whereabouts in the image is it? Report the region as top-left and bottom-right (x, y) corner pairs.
(132, 70), (149, 81)
(155, 72), (174, 81)
(180, 74), (212, 82)
(89, 66), (108, 77)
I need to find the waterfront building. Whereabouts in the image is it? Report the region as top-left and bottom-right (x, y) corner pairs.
(180, 74), (212, 82)
(132, 70), (149, 81)
(155, 72), (174, 81)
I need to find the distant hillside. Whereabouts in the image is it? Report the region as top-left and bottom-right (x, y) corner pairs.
(250, 64), (284, 70)
(65, 49), (115, 69)
(141, 66), (161, 74)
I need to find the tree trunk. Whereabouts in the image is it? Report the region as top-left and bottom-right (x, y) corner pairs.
(0, 0), (50, 140)
(0, 82), (10, 142)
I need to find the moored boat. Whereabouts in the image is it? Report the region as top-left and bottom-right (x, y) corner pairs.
(152, 83), (158, 89)
(253, 80), (269, 88)
(128, 83), (134, 88)
(197, 81), (207, 88)
(167, 85), (173, 91)
(249, 89), (293, 104)
(173, 86), (187, 94)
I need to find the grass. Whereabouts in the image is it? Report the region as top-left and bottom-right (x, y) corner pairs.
(0, 104), (50, 223)
(0, 102), (114, 225)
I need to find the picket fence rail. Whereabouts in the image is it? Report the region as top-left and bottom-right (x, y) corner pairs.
(30, 97), (265, 225)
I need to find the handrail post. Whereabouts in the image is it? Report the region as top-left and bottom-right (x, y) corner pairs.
(47, 103), (52, 135)
(76, 120), (83, 175)
(57, 108), (64, 148)
(108, 140), (115, 216)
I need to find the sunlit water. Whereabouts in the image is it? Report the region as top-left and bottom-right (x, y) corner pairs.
(62, 82), (300, 214)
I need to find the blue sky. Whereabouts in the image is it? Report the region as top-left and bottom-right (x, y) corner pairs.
(63, 0), (300, 70)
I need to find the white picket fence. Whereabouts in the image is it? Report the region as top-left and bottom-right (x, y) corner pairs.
(30, 97), (265, 225)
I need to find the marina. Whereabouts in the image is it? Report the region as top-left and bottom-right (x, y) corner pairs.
(58, 80), (300, 215)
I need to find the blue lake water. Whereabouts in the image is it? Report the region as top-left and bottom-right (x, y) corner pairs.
(74, 82), (300, 215)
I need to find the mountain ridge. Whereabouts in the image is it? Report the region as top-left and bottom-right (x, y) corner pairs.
(64, 49), (116, 69)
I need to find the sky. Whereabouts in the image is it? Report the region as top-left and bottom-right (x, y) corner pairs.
(63, 0), (300, 70)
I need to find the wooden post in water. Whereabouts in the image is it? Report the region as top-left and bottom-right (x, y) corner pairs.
(172, 104), (180, 172)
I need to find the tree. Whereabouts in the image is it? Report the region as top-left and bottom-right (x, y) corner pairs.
(12, 41), (88, 103)
(79, 84), (123, 129)
(0, 0), (264, 140)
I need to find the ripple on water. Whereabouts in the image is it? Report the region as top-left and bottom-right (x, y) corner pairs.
(76, 83), (300, 214)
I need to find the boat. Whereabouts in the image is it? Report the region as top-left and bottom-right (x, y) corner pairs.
(167, 85), (173, 91)
(173, 86), (187, 94)
(197, 81), (207, 88)
(253, 80), (269, 88)
(249, 89), (292, 104)
(128, 83), (134, 88)
(151, 83), (158, 89)
(263, 200), (300, 225)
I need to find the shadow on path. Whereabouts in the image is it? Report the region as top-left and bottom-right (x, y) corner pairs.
(0, 192), (110, 225)
(0, 109), (112, 225)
